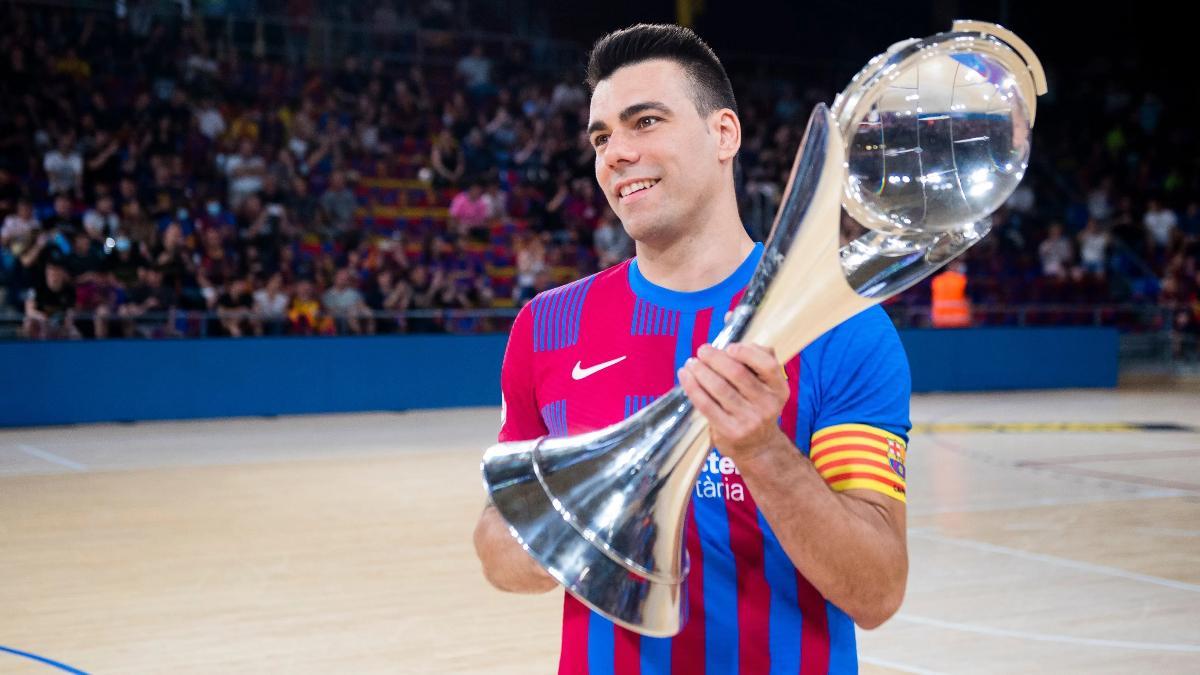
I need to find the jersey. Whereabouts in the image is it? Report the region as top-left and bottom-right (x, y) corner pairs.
(498, 243), (912, 675)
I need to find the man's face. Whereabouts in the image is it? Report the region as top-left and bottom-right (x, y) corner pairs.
(46, 265), (66, 288)
(588, 59), (726, 245)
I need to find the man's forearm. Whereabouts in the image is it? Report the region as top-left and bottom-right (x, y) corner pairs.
(473, 505), (557, 594)
(737, 434), (907, 628)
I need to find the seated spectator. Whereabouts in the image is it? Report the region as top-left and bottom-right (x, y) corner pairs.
(456, 44), (494, 98)
(448, 181), (489, 237)
(288, 279), (333, 335)
(1143, 198), (1177, 250)
(83, 195), (120, 241)
(1077, 219), (1110, 277)
(254, 272), (291, 335)
(44, 194), (82, 236)
(105, 235), (145, 291)
(1039, 223), (1074, 278)
(23, 258), (79, 339)
(593, 211), (633, 269)
(43, 133), (83, 199)
(319, 170), (359, 248)
(322, 267), (374, 335)
(2, 198), (39, 260)
(119, 266), (178, 338)
(430, 130), (465, 188)
(216, 277), (258, 337)
(222, 138), (267, 208)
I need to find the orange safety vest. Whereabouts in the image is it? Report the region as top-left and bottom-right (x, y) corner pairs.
(931, 269), (971, 328)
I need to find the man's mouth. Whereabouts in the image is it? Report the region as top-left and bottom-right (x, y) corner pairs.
(619, 178), (661, 200)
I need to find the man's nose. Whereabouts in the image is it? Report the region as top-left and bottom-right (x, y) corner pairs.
(603, 131), (640, 169)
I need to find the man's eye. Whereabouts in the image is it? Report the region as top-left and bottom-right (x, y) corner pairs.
(593, 135), (609, 148)
(637, 116), (661, 129)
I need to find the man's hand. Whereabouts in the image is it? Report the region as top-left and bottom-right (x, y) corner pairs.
(678, 342), (791, 464)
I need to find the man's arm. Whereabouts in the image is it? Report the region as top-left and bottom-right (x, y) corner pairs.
(472, 303), (556, 594)
(680, 341), (908, 628)
(473, 504), (556, 593)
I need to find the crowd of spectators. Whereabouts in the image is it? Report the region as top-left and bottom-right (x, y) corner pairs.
(0, 2), (1195, 356)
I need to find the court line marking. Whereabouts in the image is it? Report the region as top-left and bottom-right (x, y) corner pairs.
(909, 489), (1185, 516)
(859, 655), (946, 675)
(0, 645), (89, 674)
(1019, 449), (1200, 465)
(894, 614), (1200, 653)
(1014, 463), (1200, 492)
(12, 445), (88, 471)
(908, 529), (1200, 594)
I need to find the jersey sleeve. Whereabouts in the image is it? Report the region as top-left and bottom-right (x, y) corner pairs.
(498, 302), (548, 443)
(809, 306), (912, 502)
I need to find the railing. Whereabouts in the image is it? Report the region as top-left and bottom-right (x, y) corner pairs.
(0, 303), (1182, 337)
(882, 303), (1171, 330)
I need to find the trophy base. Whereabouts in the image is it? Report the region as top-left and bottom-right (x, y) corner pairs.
(483, 439), (686, 637)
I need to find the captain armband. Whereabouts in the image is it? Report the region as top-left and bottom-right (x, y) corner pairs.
(809, 423), (907, 503)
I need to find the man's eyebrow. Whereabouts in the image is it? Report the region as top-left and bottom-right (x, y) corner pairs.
(587, 101), (674, 136)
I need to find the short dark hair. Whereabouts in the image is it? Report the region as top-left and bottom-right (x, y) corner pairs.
(586, 23), (737, 116)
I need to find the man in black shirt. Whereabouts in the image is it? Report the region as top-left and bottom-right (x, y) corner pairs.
(23, 258), (78, 339)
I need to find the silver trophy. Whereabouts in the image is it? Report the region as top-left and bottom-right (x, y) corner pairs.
(482, 20), (1046, 637)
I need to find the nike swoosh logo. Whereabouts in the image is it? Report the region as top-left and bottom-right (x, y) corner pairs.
(572, 356), (627, 380)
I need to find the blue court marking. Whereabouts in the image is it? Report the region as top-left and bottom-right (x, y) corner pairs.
(0, 645), (89, 674)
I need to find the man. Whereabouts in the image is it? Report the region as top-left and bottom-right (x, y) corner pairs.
(23, 257), (79, 339)
(322, 268), (374, 335)
(473, 24), (911, 674)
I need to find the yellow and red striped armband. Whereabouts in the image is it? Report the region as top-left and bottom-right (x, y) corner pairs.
(809, 423), (907, 503)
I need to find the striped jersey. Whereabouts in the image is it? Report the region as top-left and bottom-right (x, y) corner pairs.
(498, 243), (912, 675)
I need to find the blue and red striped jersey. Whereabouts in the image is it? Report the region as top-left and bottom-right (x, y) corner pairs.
(499, 243), (912, 675)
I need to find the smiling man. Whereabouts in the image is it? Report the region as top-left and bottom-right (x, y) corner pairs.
(473, 23), (912, 675)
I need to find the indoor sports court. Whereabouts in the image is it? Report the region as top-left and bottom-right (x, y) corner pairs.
(2, 386), (1197, 673)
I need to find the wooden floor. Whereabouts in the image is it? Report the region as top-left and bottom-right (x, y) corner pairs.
(1, 388), (1198, 674)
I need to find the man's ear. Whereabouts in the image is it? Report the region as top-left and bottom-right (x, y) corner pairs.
(713, 108), (741, 163)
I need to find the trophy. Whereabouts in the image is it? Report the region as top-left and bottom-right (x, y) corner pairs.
(481, 20), (1046, 637)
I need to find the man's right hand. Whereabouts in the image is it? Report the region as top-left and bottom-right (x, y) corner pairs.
(472, 504), (557, 594)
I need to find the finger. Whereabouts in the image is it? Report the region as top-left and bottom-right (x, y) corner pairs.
(728, 342), (783, 380)
(679, 365), (737, 428)
(728, 343), (791, 400)
(696, 343), (772, 401)
(684, 355), (752, 416)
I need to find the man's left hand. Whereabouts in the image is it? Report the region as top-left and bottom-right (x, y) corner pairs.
(679, 342), (791, 464)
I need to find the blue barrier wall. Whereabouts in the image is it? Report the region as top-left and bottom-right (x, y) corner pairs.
(0, 327), (1118, 427)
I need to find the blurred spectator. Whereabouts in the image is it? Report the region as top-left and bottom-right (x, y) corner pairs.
(195, 96), (227, 142)
(83, 195), (120, 240)
(430, 130), (465, 188)
(222, 138), (267, 208)
(217, 276), (257, 337)
(593, 211), (633, 269)
(1143, 198), (1177, 249)
(449, 181), (490, 236)
(322, 267), (374, 335)
(254, 272), (291, 335)
(1039, 223), (1074, 278)
(288, 279), (332, 335)
(118, 266), (176, 338)
(44, 133), (83, 199)
(2, 198), (39, 259)
(23, 258), (79, 339)
(513, 231), (546, 304)
(456, 44), (493, 98)
(318, 170), (358, 246)
(1077, 220), (1110, 276)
